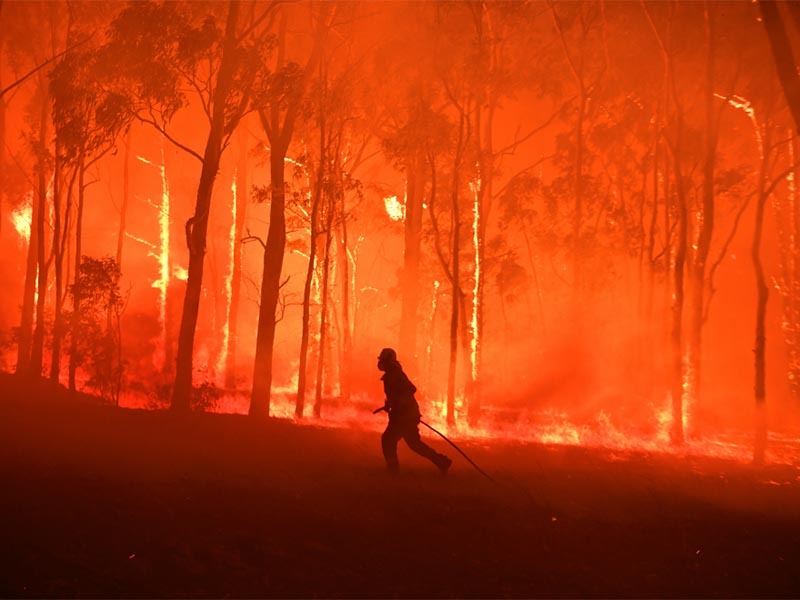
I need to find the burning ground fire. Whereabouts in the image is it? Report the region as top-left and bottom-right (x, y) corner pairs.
(117, 385), (800, 476)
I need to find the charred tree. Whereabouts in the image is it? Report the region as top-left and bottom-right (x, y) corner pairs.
(251, 6), (329, 416)
(48, 146), (67, 383)
(758, 0), (800, 133)
(749, 121), (785, 463)
(30, 83), (51, 377)
(776, 136), (800, 402)
(296, 83), (325, 419)
(115, 131), (130, 271)
(67, 155), (86, 391)
(313, 191), (334, 419)
(335, 150), (356, 404)
(688, 3), (719, 409)
(173, 1), (241, 412)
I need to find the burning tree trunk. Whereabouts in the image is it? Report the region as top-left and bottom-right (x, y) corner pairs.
(669, 141), (688, 445)
(30, 88), (51, 377)
(469, 2), (499, 423)
(224, 129), (248, 389)
(643, 0), (686, 444)
(17, 183), (39, 375)
(314, 196), (334, 418)
(172, 0), (240, 413)
(336, 166), (353, 403)
(427, 95), (469, 426)
(296, 105), (325, 419)
(776, 136), (800, 402)
(688, 4), (718, 410)
(0, 66), (4, 236)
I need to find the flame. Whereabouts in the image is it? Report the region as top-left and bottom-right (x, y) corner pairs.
(11, 193), (34, 243)
(136, 150), (172, 369)
(172, 265), (188, 281)
(215, 170), (237, 386)
(112, 374), (800, 472)
(383, 195), (405, 222)
(426, 280), (440, 385)
(156, 147), (171, 362)
(469, 175), (481, 383)
(716, 93), (762, 158)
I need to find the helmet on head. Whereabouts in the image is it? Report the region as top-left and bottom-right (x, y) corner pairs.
(378, 348), (397, 363)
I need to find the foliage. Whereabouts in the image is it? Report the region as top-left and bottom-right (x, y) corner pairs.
(67, 256), (124, 403)
(87, 1), (274, 153)
(50, 48), (130, 165)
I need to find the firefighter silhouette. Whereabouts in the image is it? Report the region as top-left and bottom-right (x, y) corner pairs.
(376, 348), (452, 475)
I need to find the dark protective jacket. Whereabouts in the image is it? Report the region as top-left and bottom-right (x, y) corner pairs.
(381, 362), (420, 422)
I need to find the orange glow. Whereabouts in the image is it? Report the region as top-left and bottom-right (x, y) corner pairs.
(383, 195), (405, 222)
(136, 150), (171, 370)
(215, 170), (237, 386)
(469, 175), (481, 383)
(1, 0), (799, 481)
(11, 193), (33, 244)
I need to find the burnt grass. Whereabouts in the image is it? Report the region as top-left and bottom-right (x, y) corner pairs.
(1, 373), (798, 599)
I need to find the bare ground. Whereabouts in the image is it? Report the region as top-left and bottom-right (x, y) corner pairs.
(1, 373), (798, 598)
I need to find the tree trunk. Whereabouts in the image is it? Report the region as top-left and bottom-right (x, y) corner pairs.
(158, 142), (173, 375)
(49, 151), (65, 382)
(296, 124), (324, 418)
(30, 94), (50, 377)
(752, 131), (771, 464)
(116, 131), (131, 270)
(688, 4), (717, 411)
(250, 5), (328, 416)
(225, 128), (248, 389)
(758, 0), (800, 133)
(68, 156), (86, 391)
(17, 185), (38, 375)
(0, 84), (5, 236)
(446, 114), (466, 426)
(670, 146), (687, 445)
(251, 140), (288, 416)
(337, 181), (353, 403)
(399, 156), (424, 371)
(172, 0), (239, 412)
(313, 206), (334, 418)
(789, 136), (800, 402)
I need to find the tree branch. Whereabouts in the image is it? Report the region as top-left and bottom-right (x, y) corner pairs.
(134, 113), (204, 163)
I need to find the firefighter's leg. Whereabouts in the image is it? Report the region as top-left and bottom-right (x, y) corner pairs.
(404, 424), (451, 472)
(381, 421), (403, 473)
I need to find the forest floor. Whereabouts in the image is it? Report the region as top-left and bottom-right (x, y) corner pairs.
(1, 373), (799, 598)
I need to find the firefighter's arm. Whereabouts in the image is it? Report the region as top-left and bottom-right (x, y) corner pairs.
(372, 398), (391, 414)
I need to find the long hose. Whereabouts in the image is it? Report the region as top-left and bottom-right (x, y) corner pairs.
(374, 406), (495, 482)
(419, 419), (496, 483)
